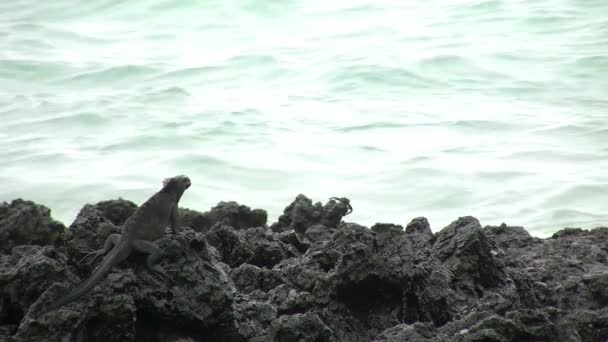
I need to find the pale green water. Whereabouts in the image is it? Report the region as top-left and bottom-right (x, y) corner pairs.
(1, 0), (607, 237)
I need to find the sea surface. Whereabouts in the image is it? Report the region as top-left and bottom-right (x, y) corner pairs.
(1, 0), (607, 237)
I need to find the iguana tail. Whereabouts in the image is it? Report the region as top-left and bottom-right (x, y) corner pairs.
(38, 240), (132, 316)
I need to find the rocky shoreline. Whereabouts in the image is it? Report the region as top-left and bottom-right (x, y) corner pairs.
(0, 196), (607, 341)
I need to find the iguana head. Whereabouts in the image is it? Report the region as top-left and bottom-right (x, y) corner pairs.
(162, 175), (191, 193)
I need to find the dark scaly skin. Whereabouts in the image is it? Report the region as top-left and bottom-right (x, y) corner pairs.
(37, 175), (191, 317)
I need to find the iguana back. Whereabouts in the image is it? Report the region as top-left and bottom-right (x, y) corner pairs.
(37, 175), (191, 316)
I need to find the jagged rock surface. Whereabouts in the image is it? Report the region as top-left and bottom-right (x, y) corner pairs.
(270, 195), (351, 233)
(180, 201), (268, 233)
(0, 196), (606, 341)
(90, 198), (138, 226)
(0, 199), (65, 255)
(91, 198), (268, 234)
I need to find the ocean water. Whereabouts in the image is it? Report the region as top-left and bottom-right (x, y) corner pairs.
(1, 0), (607, 237)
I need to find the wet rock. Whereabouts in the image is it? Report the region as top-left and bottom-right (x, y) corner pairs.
(504, 267), (540, 308)
(271, 195), (351, 233)
(4, 204), (236, 342)
(371, 223), (404, 235)
(204, 223), (252, 267)
(271, 195), (321, 233)
(183, 201), (268, 234)
(551, 227), (585, 238)
(373, 322), (438, 342)
(320, 197), (352, 228)
(232, 294), (277, 340)
(1, 195), (607, 342)
(415, 268), (456, 327)
(405, 217), (433, 236)
(273, 256), (327, 294)
(432, 216), (506, 291)
(277, 230), (310, 254)
(243, 228), (293, 268)
(178, 201), (267, 234)
(582, 272), (608, 307)
(267, 312), (333, 342)
(484, 223), (540, 266)
(211, 201), (267, 230)
(268, 284), (315, 315)
(562, 309), (608, 342)
(176, 207), (214, 233)
(405, 217), (435, 255)
(304, 224), (337, 243)
(462, 309), (562, 342)
(0, 199), (65, 254)
(91, 198), (138, 226)
(0, 245), (76, 330)
(306, 223), (405, 338)
(60, 205), (122, 266)
(18, 235), (236, 341)
(485, 223), (608, 311)
(229, 263), (282, 294)
(206, 224), (291, 269)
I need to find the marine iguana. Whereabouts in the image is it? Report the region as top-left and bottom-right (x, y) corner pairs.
(37, 175), (191, 316)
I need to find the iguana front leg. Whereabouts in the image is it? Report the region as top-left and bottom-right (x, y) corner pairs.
(80, 233), (121, 265)
(170, 205), (179, 235)
(169, 205), (189, 250)
(132, 239), (176, 284)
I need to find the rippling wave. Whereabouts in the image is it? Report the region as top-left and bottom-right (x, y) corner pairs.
(1, 0), (607, 237)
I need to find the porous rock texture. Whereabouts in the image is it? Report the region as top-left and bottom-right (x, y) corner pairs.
(0, 199), (65, 255)
(0, 194), (607, 341)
